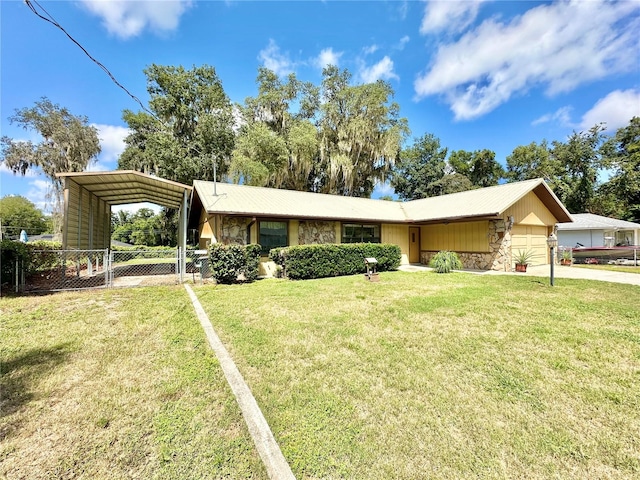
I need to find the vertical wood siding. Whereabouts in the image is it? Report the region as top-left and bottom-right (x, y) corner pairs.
(504, 191), (557, 226)
(381, 224), (410, 264)
(420, 221), (490, 252)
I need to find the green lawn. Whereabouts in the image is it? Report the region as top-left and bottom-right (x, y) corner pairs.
(2, 273), (639, 479)
(193, 272), (640, 479)
(0, 287), (267, 479)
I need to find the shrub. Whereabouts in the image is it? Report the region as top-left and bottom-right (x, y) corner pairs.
(26, 241), (63, 274)
(209, 243), (261, 284)
(1, 240), (29, 285)
(429, 250), (463, 273)
(271, 243), (401, 280)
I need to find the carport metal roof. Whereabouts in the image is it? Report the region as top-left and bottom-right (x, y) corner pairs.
(56, 170), (192, 209)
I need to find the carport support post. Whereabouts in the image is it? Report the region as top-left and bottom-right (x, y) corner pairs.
(179, 190), (188, 283)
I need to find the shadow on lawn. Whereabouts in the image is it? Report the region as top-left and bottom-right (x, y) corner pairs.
(0, 343), (74, 438)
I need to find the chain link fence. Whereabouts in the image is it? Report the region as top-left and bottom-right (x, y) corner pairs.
(11, 248), (215, 293)
(23, 249), (110, 293)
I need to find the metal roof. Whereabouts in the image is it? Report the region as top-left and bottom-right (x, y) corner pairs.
(402, 178), (572, 223)
(192, 180), (407, 222)
(556, 213), (640, 231)
(193, 177), (573, 224)
(56, 170), (192, 209)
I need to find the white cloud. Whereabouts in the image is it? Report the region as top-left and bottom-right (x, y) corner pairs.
(580, 89), (640, 131)
(258, 39), (295, 77)
(79, 0), (192, 39)
(396, 35), (410, 50)
(420, 0), (487, 35)
(360, 56), (399, 84)
(373, 180), (395, 199)
(363, 44), (379, 55)
(92, 124), (130, 164)
(532, 106), (573, 127)
(314, 48), (343, 70)
(415, 1), (640, 121)
(26, 179), (53, 212)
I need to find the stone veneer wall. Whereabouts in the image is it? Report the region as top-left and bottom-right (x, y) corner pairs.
(298, 221), (337, 245)
(420, 219), (511, 271)
(220, 217), (251, 245)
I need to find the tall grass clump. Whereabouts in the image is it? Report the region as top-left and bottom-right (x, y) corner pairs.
(429, 250), (462, 273)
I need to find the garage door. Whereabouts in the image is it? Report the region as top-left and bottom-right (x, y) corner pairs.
(512, 225), (548, 265)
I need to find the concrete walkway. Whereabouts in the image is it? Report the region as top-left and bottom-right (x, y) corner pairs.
(184, 284), (296, 480)
(398, 263), (640, 286)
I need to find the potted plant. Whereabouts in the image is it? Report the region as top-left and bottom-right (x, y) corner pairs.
(560, 249), (572, 266)
(513, 249), (533, 272)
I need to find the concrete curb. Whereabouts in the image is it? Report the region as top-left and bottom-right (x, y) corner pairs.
(184, 284), (296, 480)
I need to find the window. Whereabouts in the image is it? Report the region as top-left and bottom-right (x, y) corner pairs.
(259, 220), (288, 254)
(342, 223), (380, 243)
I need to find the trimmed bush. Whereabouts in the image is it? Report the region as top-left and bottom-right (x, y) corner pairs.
(270, 243), (401, 280)
(429, 250), (463, 273)
(1, 240), (29, 285)
(209, 243), (261, 284)
(26, 241), (63, 274)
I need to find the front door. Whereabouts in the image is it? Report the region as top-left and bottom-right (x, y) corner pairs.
(409, 227), (420, 263)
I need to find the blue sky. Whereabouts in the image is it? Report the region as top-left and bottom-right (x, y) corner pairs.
(2, 0), (639, 212)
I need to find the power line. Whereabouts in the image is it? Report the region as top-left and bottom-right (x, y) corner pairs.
(24, 0), (159, 120)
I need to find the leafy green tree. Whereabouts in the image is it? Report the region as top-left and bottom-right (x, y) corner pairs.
(119, 64), (235, 185)
(425, 173), (476, 196)
(449, 149), (503, 187)
(110, 208), (168, 246)
(391, 133), (448, 200)
(599, 117), (640, 222)
(232, 68), (320, 190)
(1, 98), (101, 232)
(551, 124), (608, 213)
(231, 122), (289, 186)
(317, 66), (409, 196)
(233, 66), (408, 197)
(0, 195), (48, 237)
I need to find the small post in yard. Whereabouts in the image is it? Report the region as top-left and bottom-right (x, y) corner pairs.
(547, 232), (558, 286)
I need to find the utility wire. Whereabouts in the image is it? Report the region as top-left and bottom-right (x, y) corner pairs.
(24, 0), (160, 121)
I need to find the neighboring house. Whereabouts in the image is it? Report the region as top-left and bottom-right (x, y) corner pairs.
(556, 213), (640, 248)
(188, 178), (572, 274)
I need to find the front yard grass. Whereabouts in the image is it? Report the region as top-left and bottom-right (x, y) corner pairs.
(193, 272), (640, 479)
(0, 286), (267, 479)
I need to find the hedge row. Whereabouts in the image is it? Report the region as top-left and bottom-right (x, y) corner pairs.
(269, 243), (401, 280)
(209, 243), (261, 284)
(0, 240), (67, 285)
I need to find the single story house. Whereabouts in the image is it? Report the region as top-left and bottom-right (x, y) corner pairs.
(188, 178), (572, 275)
(556, 213), (640, 248)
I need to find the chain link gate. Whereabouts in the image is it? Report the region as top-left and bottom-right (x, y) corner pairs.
(108, 249), (181, 288)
